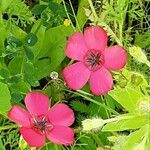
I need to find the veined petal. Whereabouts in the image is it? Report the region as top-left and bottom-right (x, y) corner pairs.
(104, 45), (127, 70)
(63, 62), (91, 90)
(20, 127), (45, 148)
(84, 26), (108, 51)
(46, 126), (74, 145)
(25, 92), (50, 116)
(8, 105), (31, 127)
(90, 67), (113, 95)
(48, 103), (74, 126)
(65, 32), (88, 61)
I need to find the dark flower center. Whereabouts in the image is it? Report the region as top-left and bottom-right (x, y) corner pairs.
(83, 50), (104, 71)
(31, 115), (53, 134)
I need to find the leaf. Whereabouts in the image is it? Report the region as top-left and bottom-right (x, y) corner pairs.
(71, 100), (89, 113)
(31, 21), (46, 57)
(38, 25), (73, 71)
(32, 4), (47, 15)
(124, 125), (149, 150)
(102, 114), (148, 132)
(25, 33), (38, 47)
(77, 0), (89, 29)
(129, 46), (150, 67)
(135, 31), (150, 48)
(9, 81), (31, 94)
(0, 136), (5, 150)
(108, 87), (145, 112)
(0, 82), (11, 116)
(23, 62), (39, 87)
(34, 58), (51, 80)
(23, 46), (34, 61)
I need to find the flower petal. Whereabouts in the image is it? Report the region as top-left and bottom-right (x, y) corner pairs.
(25, 92), (50, 116)
(46, 126), (74, 145)
(63, 62), (91, 90)
(65, 32), (88, 61)
(8, 105), (31, 127)
(20, 127), (45, 148)
(48, 103), (74, 126)
(104, 45), (128, 70)
(90, 67), (113, 95)
(84, 26), (108, 51)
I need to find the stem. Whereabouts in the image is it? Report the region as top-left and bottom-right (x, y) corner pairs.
(64, 89), (119, 115)
(119, 23), (123, 44)
(62, 0), (76, 32)
(34, 21), (43, 35)
(87, 0), (99, 23)
(0, 124), (18, 131)
(91, 132), (103, 147)
(68, 0), (81, 31)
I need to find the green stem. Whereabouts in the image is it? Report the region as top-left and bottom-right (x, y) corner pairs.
(64, 89), (119, 115)
(68, 0), (81, 31)
(91, 132), (103, 147)
(0, 124), (18, 131)
(87, 0), (99, 23)
(34, 21), (43, 35)
(62, 0), (76, 32)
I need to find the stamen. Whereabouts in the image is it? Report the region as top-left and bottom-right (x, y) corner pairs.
(84, 49), (104, 71)
(31, 115), (53, 134)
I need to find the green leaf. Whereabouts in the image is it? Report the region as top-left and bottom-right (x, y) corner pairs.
(108, 87), (145, 112)
(8, 56), (24, 75)
(0, 0), (13, 11)
(0, 82), (11, 116)
(124, 125), (149, 150)
(7, 36), (22, 47)
(23, 62), (39, 87)
(102, 114), (148, 132)
(0, 136), (5, 150)
(77, 0), (89, 29)
(32, 4), (47, 15)
(135, 31), (150, 48)
(23, 46), (34, 61)
(129, 46), (150, 67)
(25, 33), (38, 47)
(71, 100), (89, 113)
(31, 21), (46, 57)
(0, 68), (10, 79)
(38, 25), (73, 71)
(34, 58), (51, 80)
(10, 81), (31, 94)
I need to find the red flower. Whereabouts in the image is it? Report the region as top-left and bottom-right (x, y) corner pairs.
(8, 92), (75, 147)
(63, 26), (127, 95)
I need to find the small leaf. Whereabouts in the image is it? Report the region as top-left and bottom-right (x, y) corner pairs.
(23, 46), (34, 60)
(129, 46), (150, 67)
(25, 33), (38, 47)
(0, 82), (11, 116)
(108, 87), (145, 112)
(102, 114), (148, 132)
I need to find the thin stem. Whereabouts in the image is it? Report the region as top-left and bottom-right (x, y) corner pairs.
(0, 124), (18, 131)
(64, 89), (119, 115)
(34, 21), (43, 35)
(91, 132), (103, 147)
(62, 0), (76, 32)
(68, 0), (81, 31)
(87, 0), (99, 23)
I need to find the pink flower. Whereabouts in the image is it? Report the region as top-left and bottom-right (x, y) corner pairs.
(63, 26), (127, 95)
(8, 92), (75, 147)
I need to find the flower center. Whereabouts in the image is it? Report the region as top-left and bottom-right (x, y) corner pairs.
(31, 115), (53, 134)
(83, 49), (104, 71)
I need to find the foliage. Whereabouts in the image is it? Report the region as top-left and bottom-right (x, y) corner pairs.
(0, 0), (150, 150)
